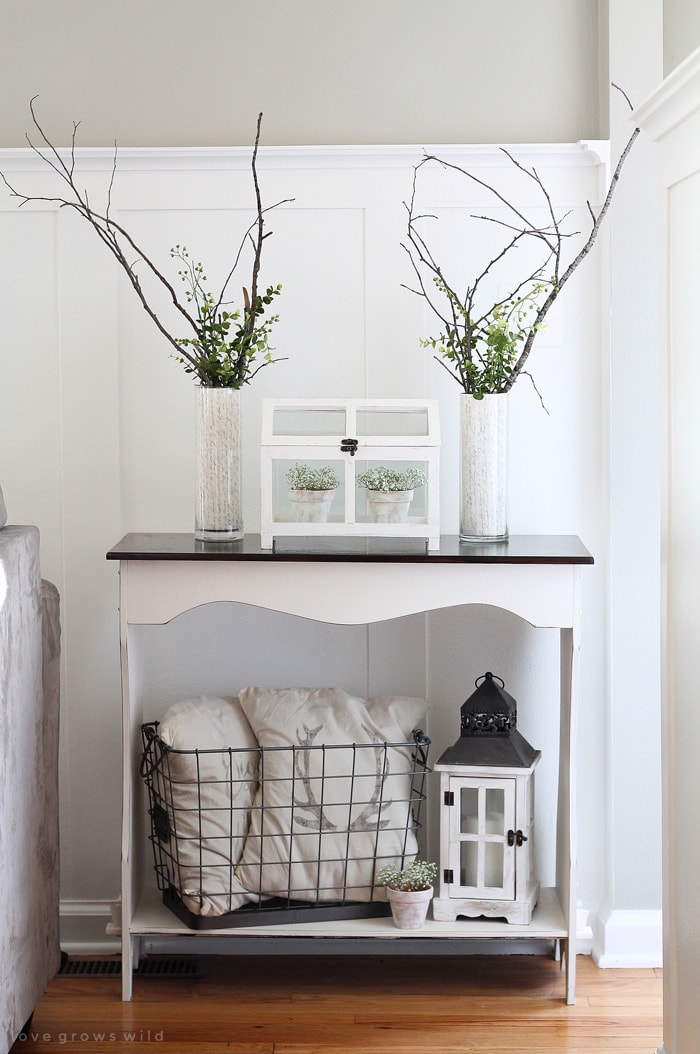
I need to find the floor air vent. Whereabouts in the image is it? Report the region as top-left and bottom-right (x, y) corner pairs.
(58, 959), (121, 977)
(57, 957), (210, 978)
(136, 957), (209, 978)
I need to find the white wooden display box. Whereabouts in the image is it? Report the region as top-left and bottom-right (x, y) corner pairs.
(260, 398), (440, 549)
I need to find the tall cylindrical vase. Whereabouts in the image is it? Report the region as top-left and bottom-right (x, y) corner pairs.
(459, 393), (508, 542)
(195, 387), (243, 542)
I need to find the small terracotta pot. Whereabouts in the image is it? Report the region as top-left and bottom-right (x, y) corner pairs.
(366, 489), (414, 524)
(288, 488), (336, 523)
(386, 886), (433, 929)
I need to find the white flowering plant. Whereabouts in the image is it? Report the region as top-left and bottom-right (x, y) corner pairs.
(377, 859), (438, 892)
(356, 466), (427, 492)
(285, 464), (340, 491)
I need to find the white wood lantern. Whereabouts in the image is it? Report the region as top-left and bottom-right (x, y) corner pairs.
(433, 673), (541, 925)
(260, 398), (440, 549)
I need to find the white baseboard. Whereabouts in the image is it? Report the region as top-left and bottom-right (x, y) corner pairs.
(591, 906), (663, 968)
(60, 900), (120, 954)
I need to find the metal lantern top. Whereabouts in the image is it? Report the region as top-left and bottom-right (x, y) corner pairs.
(461, 671), (516, 737)
(436, 672), (540, 770)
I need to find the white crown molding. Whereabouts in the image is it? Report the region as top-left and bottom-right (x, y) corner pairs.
(0, 141), (605, 175)
(634, 45), (700, 144)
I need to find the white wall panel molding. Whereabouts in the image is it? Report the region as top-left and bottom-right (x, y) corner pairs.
(0, 140), (617, 953)
(636, 40), (700, 1054)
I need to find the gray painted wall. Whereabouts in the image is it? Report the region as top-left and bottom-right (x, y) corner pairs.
(664, 0), (700, 72)
(1, 0), (603, 147)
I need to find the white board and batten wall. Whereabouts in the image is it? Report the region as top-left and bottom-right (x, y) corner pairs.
(0, 137), (657, 964)
(635, 43), (700, 1054)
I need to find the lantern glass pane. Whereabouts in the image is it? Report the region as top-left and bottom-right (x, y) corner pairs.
(459, 840), (478, 887)
(459, 786), (479, 834)
(485, 787), (505, 832)
(484, 842), (505, 888)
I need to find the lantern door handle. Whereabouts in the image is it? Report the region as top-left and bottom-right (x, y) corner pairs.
(508, 829), (527, 847)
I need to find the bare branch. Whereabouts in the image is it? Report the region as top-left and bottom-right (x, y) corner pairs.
(2, 101), (293, 388)
(216, 197), (293, 314)
(405, 90), (640, 398)
(422, 150), (544, 241)
(503, 124), (640, 390)
(522, 370), (550, 415)
(612, 81), (635, 111)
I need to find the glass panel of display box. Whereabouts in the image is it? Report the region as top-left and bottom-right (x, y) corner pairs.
(260, 398), (440, 548)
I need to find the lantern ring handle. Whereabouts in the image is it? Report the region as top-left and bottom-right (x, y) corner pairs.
(475, 671), (505, 688)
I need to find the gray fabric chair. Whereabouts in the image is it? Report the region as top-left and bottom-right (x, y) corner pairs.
(0, 526), (61, 1053)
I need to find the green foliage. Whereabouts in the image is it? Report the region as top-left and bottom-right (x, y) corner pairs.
(285, 463), (340, 491)
(422, 277), (552, 399)
(170, 245), (282, 389)
(377, 859), (438, 892)
(355, 466), (427, 492)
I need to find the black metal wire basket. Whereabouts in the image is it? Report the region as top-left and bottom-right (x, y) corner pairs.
(140, 721), (431, 930)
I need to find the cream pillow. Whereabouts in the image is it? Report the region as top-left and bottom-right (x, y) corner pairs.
(235, 686), (426, 903)
(154, 694), (260, 916)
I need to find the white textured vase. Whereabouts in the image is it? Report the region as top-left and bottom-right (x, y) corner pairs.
(459, 393), (508, 542)
(386, 886), (433, 929)
(195, 388), (243, 542)
(366, 489), (414, 524)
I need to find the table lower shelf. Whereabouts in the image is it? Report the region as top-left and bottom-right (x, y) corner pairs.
(123, 886), (568, 942)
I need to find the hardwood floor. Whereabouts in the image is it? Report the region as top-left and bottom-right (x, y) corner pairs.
(12, 953), (663, 1053)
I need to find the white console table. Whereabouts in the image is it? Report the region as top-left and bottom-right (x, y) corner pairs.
(107, 533), (592, 1003)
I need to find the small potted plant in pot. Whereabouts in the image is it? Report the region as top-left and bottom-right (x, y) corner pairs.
(377, 859), (438, 929)
(285, 463), (340, 523)
(356, 466), (427, 524)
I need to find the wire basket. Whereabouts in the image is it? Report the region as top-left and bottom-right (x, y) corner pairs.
(140, 721), (431, 929)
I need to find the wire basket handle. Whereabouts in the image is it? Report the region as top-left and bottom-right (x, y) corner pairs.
(140, 721), (167, 779)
